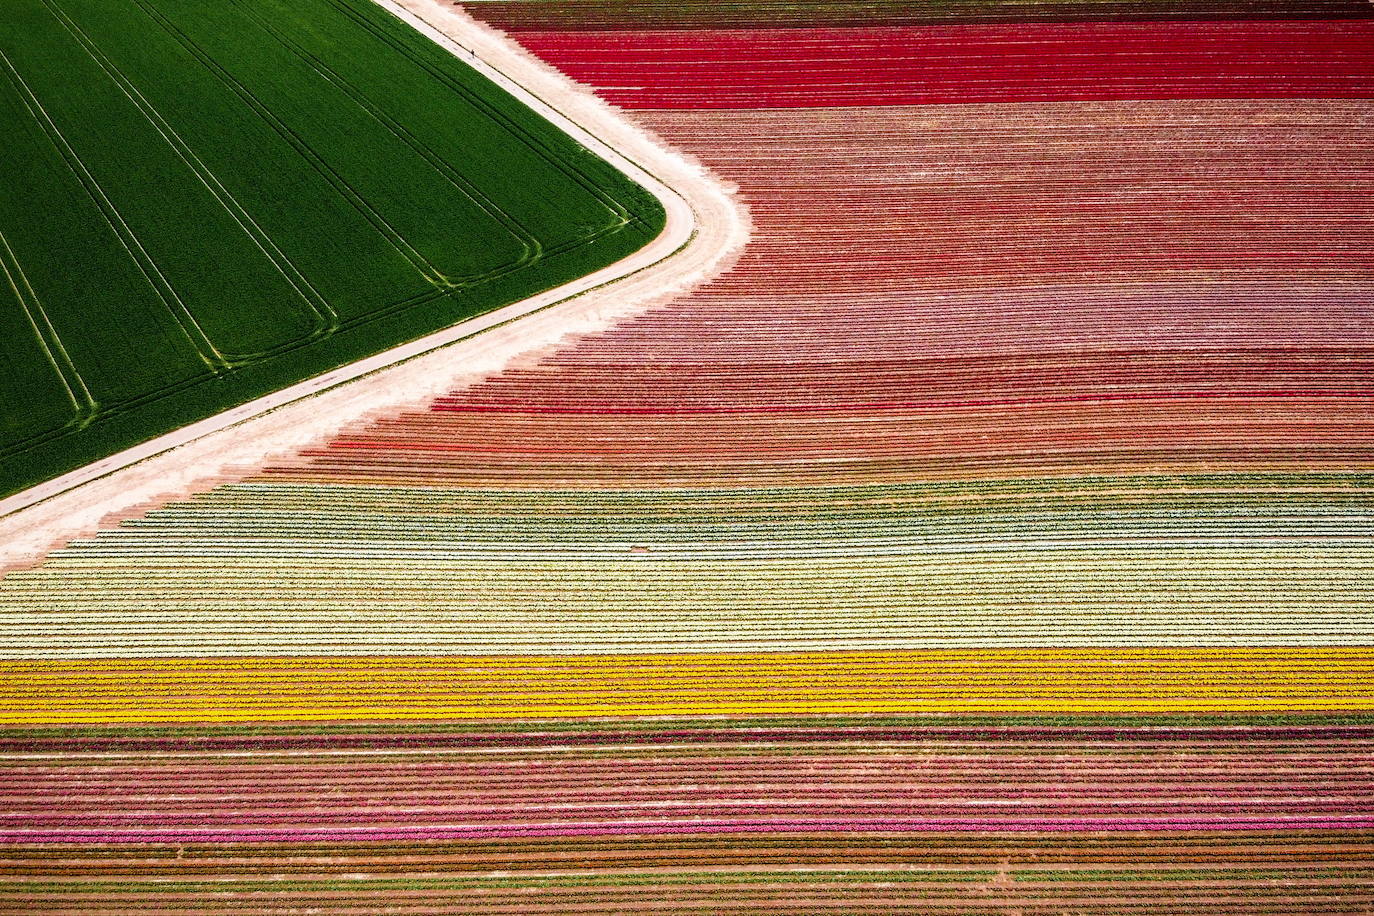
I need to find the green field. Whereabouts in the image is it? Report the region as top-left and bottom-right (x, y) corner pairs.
(0, 0), (664, 499)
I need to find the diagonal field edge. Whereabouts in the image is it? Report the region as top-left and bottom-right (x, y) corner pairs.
(0, 0), (747, 569)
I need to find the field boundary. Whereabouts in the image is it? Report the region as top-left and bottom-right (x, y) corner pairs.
(0, 0), (748, 569)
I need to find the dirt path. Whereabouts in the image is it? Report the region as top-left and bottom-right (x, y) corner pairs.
(0, 0), (749, 570)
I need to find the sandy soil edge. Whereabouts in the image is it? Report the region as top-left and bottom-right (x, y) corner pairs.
(0, 0), (749, 570)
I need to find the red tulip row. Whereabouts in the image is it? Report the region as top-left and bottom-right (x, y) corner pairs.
(514, 21), (1374, 108)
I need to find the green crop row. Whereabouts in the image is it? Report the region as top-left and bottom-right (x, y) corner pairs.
(0, 0), (664, 499)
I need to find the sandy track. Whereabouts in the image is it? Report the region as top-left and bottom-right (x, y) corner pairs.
(0, 0), (748, 570)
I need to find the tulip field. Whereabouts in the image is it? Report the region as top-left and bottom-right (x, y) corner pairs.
(1, 0), (1372, 911)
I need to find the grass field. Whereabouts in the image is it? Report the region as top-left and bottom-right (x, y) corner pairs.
(0, 0), (664, 500)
